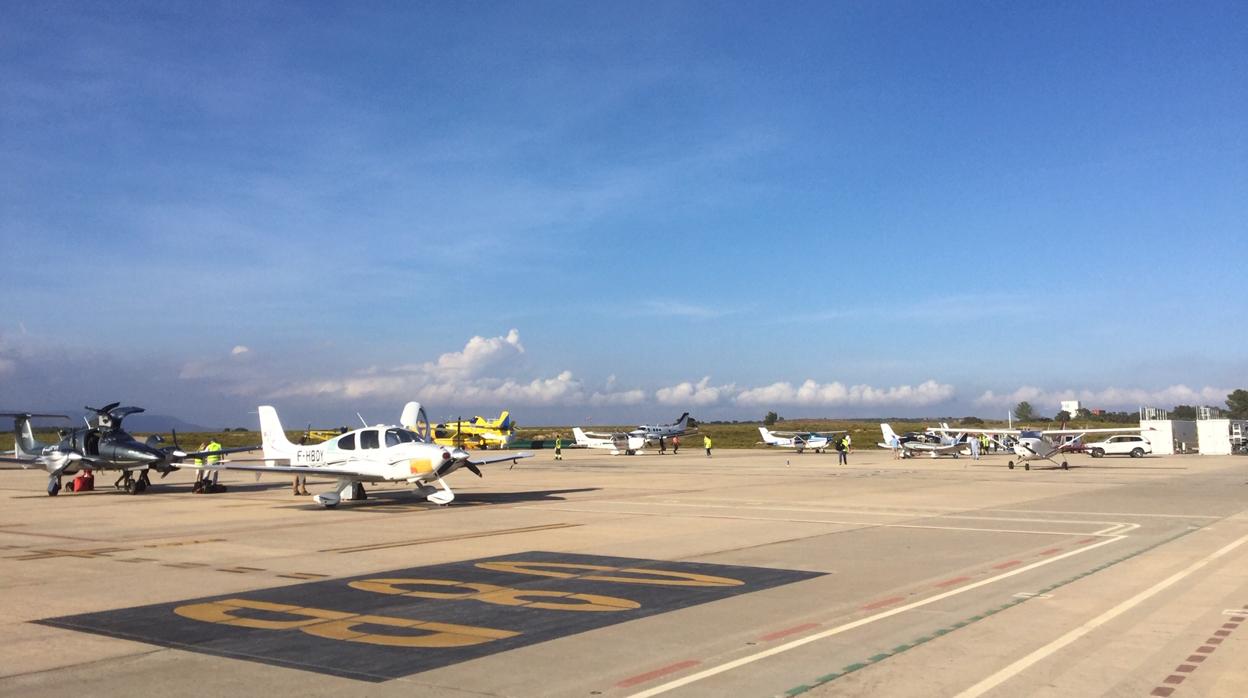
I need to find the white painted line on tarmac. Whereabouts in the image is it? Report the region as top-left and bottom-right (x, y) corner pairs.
(987, 508), (1222, 520)
(953, 531), (1248, 698)
(624, 535), (1128, 698)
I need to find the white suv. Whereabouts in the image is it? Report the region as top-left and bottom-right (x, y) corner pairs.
(1086, 434), (1152, 458)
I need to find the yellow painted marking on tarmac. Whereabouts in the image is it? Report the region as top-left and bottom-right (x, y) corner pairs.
(174, 597), (518, 647)
(319, 523), (578, 554)
(304, 615), (518, 647)
(475, 561), (744, 587)
(351, 578), (639, 612)
(175, 598), (351, 630)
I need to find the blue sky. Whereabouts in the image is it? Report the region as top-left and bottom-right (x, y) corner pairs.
(2, 1), (1245, 427)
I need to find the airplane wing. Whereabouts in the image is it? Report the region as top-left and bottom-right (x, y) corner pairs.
(191, 461), (365, 478)
(1040, 427), (1150, 436)
(176, 444), (260, 460)
(465, 451), (534, 467)
(933, 427), (1020, 435)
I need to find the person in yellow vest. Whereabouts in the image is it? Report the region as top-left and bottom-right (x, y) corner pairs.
(202, 439), (223, 492)
(703, 434), (712, 458)
(554, 435), (563, 461)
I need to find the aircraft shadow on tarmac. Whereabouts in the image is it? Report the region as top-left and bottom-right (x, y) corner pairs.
(283, 487), (601, 512)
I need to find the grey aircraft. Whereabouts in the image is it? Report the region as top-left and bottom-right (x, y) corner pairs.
(0, 403), (253, 496)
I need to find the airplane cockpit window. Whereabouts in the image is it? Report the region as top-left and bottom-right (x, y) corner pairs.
(360, 429), (380, 449)
(386, 428), (414, 445)
(1020, 430), (1041, 439)
(337, 433), (356, 450)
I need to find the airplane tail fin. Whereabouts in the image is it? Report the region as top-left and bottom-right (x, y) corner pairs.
(12, 415), (46, 457)
(572, 427), (590, 446)
(675, 412), (690, 428)
(258, 406), (296, 462)
(758, 426), (778, 444)
(496, 411), (511, 431)
(400, 401), (431, 441)
(880, 423), (898, 443)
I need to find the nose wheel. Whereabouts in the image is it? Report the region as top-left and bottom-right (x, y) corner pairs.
(47, 477), (61, 496)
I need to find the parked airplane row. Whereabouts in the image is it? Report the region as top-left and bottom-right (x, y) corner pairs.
(572, 413), (694, 455)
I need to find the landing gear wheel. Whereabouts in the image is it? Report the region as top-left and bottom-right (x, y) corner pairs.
(1024, 463), (1031, 471)
(1061, 461), (1069, 470)
(48, 479), (61, 496)
(1008, 461), (1015, 470)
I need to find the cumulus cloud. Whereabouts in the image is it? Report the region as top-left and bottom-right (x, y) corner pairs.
(735, 379), (955, 407)
(230, 345), (250, 356)
(974, 385), (1233, 410)
(427, 328), (523, 376)
(655, 377), (736, 406)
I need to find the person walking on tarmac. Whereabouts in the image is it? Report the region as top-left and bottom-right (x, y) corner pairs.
(672, 435), (680, 454)
(836, 435), (849, 465)
(204, 438), (224, 492)
(554, 435), (563, 461)
(704, 434), (713, 458)
(659, 436), (666, 455)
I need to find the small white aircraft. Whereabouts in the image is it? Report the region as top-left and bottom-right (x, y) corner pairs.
(572, 427), (646, 455)
(933, 425), (1151, 470)
(195, 403), (532, 508)
(758, 427), (845, 453)
(877, 423), (968, 458)
(630, 413), (693, 444)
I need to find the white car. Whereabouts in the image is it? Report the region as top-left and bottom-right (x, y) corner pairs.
(1086, 434), (1152, 458)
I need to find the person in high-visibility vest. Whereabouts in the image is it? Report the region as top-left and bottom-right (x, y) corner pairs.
(554, 436), (563, 461)
(203, 439), (223, 489)
(703, 435), (712, 458)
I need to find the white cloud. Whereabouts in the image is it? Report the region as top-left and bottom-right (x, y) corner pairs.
(974, 385), (1232, 411)
(655, 377), (735, 406)
(735, 379), (955, 407)
(231, 345), (250, 356)
(427, 328), (523, 375)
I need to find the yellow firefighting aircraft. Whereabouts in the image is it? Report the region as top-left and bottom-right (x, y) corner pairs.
(422, 411), (516, 450)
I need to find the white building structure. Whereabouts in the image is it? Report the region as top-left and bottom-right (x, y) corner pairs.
(1195, 418), (1248, 455)
(1139, 419), (1197, 455)
(1060, 400), (1082, 417)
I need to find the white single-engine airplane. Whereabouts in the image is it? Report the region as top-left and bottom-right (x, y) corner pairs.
(630, 413), (693, 444)
(758, 427), (845, 453)
(933, 425), (1151, 470)
(194, 403), (532, 508)
(877, 423), (968, 458)
(572, 427), (646, 455)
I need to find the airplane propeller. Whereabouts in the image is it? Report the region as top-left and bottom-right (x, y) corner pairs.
(448, 448), (483, 477)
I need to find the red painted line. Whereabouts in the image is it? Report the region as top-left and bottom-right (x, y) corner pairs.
(862, 596), (906, 610)
(1230, 616), (1246, 622)
(616, 660), (701, 688)
(1221, 622), (1239, 629)
(1214, 630), (1231, 637)
(1039, 548), (1062, 556)
(1186, 655), (1207, 663)
(1207, 637), (1225, 644)
(1196, 645), (1216, 653)
(992, 560), (1022, 570)
(934, 576), (971, 588)
(1175, 664), (1197, 673)
(1163, 675), (1185, 685)
(1077, 537), (1099, 544)
(759, 622), (820, 642)
(1151, 687), (1175, 697)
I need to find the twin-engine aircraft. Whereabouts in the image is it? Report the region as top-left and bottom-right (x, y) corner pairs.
(932, 425), (1151, 470)
(758, 426), (846, 453)
(0, 404), (252, 496)
(195, 403), (532, 508)
(877, 423), (968, 458)
(630, 412), (693, 445)
(572, 427), (646, 455)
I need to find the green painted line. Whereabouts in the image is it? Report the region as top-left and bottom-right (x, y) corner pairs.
(780, 525), (1204, 697)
